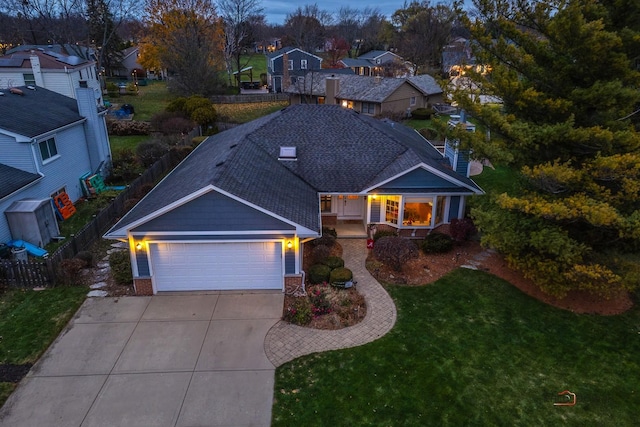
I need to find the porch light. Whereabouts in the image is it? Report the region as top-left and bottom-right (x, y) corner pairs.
(372, 194), (378, 200)
(135, 242), (143, 250)
(287, 240), (293, 249)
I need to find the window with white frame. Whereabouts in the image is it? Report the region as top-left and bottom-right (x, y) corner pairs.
(403, 197), (433, 226)
(288, 60), (294, 70)
(321, 195), (332, 213)
(385, 196), (400, 225)
(410, 96), (416, 106)
(38, 137), (58, 162)
(301, 59), (308, 69)
(50, 187), (67, 198)
(23, 73), (35, 85)
(435, 196), (446, 224)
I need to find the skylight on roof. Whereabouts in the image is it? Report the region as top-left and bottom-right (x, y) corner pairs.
(279, 146), (297, 160)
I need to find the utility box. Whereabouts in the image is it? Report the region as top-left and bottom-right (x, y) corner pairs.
(5, 199), (60, 247)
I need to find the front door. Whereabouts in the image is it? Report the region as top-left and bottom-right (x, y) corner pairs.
(338, 195), (364, 218)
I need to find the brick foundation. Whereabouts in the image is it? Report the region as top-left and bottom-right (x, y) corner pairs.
(321, 214), (337, 225)
(134, 278), (153, 295)
(284, 274), (303, 294)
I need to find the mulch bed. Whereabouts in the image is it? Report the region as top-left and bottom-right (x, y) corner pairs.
(0, 364), (32, 383)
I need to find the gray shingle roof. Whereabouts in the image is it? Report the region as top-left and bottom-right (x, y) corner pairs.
(0, 86), (83, 138)
(288, 73), (442, 102)
(106, 105), (481, 237)
(0, 163), (41, 199)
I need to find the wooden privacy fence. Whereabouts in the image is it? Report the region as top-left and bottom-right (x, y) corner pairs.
(0, 260), (56, 288)
(210, 93), (289, 104)
(0, 150), (184, 288)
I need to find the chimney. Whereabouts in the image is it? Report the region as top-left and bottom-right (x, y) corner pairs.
(325, 76), (339, 105)
(76, 86), (111, 177)
(282, 52), (290, 92)
(29, 54), (45, 87)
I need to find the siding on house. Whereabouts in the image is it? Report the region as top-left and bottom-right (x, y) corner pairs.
(135, 250), (150, 276)
(448, 196), (461, 221)
(131, 190), (297, 233)
(378, 168), (462, 190)
(370, 199), (382, 222)
(284, 250), (295, 274)
(0, 138), (36, 172)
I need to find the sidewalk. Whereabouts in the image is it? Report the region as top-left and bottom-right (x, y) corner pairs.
(264, 239), (397, 367)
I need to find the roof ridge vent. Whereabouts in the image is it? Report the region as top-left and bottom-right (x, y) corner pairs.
(279, 146), (297, 161)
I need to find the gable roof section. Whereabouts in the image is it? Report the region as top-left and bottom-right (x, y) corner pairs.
(106, 105), (482, 238)
(407, 75), (443, 95)
(0, 163), (42, 199)
(130, 189), (296, 234)
(0, 50), (92, 70)
(267, 47), (322, 61)
(0, 86), (83, 139)
(358, 50), (400, 61)
(289, 73), (439, 103)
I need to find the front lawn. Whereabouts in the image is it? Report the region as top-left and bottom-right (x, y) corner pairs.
(0, 286), (87, 405)
(272, 269), (640, 426)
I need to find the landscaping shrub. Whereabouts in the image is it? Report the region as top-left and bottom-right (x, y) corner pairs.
(373, 229), (397, 242)
(282, 298), (312, 325)
(322, 226), (337, 238)
(411, 107), (435, 120)
(450, 217), (477, 242)
(75, 251), (94, 268)
(373, 236), (419, 271)
(421, 233), (454, 254)
(324, 256), (344, 270)
(308, 264), (332, 284)
(136, 140), (169, 167)
(106, 82), (118, 97)
(109, 250), (132, 285)
(312, 244), (331, 265)
(309, 287), (332, 316)
(57, 258), (86, 285)
(329, 267), (353, 284)
(418, 128), (439, 140)
(310, 234), (336, 248)
(107, 120), (151, 136)
(110, 148), (143, 182)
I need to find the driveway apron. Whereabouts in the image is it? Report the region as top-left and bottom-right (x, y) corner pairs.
(0, 291), (283, 427)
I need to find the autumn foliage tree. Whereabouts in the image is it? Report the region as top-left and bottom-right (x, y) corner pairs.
(138, 0), (225, 96)
(454, 0), (640, 297)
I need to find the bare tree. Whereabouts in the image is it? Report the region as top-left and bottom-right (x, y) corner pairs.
(283, 4), (332, 53)
(217, 0), (264, 87)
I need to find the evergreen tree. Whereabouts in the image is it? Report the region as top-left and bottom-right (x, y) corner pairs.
(455, 0), (640, 297)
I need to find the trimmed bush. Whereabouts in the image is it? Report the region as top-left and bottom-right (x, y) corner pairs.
(57, 258), (86, 285)
(308, 264), (332, 284)
(109, 250), (132, 285)
(312, 244), (331, 265)
(373, 230), (397, 242)
(322, 226), (337, 238)
(330, 267), (353, 284)
(310, 234), (336, 248)
(324, 256), (344, 270)
(136, 140), (168, 167)
(421, 233), (454, 254)
(450, 217), (477, 242)
(75, 251), (94, 268)
(107, 120), (151, 136)
(373, 236), (419, 271)
(411, 107), (435, 120)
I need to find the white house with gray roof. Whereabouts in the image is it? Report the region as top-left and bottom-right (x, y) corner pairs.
(340, 50), (413, 77)
(0, 85), (111, 246)
(104, 105), (482, 295)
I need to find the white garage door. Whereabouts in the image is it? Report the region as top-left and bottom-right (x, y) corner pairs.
(150, 242), (283, 291)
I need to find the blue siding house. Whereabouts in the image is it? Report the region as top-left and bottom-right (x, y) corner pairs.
(105, 105), (483, 295)
(0, 85), (111, 246)
(266, 47), (322, 92)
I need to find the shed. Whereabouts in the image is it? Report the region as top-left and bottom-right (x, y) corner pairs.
(4, 199), (60, 247)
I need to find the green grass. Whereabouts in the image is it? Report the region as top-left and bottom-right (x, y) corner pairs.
(105, 81), (173, 121)
(109, 135), (150, 152)
(236, 54), (268, 82)
(215, 101), (289, 123)
(471, 164), (524, 196)
(0, 286), (87, 405)
(272, 269), (640, 426)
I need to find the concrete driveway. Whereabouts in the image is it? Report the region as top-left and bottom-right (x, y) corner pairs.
(0, 291), (284, 427)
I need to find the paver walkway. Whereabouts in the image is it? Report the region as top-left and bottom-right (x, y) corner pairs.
(264, 239), (397, 367)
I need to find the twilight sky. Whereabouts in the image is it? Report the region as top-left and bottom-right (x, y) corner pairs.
(260, 1), (471, 25)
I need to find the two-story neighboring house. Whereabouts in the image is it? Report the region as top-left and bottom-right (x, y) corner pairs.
(0, 48), (102, 103)
(340, 50), (413, 77)
(287, 73), (444, 117)
(0, 85), (111, 245)
(266, 47), (322, 92)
